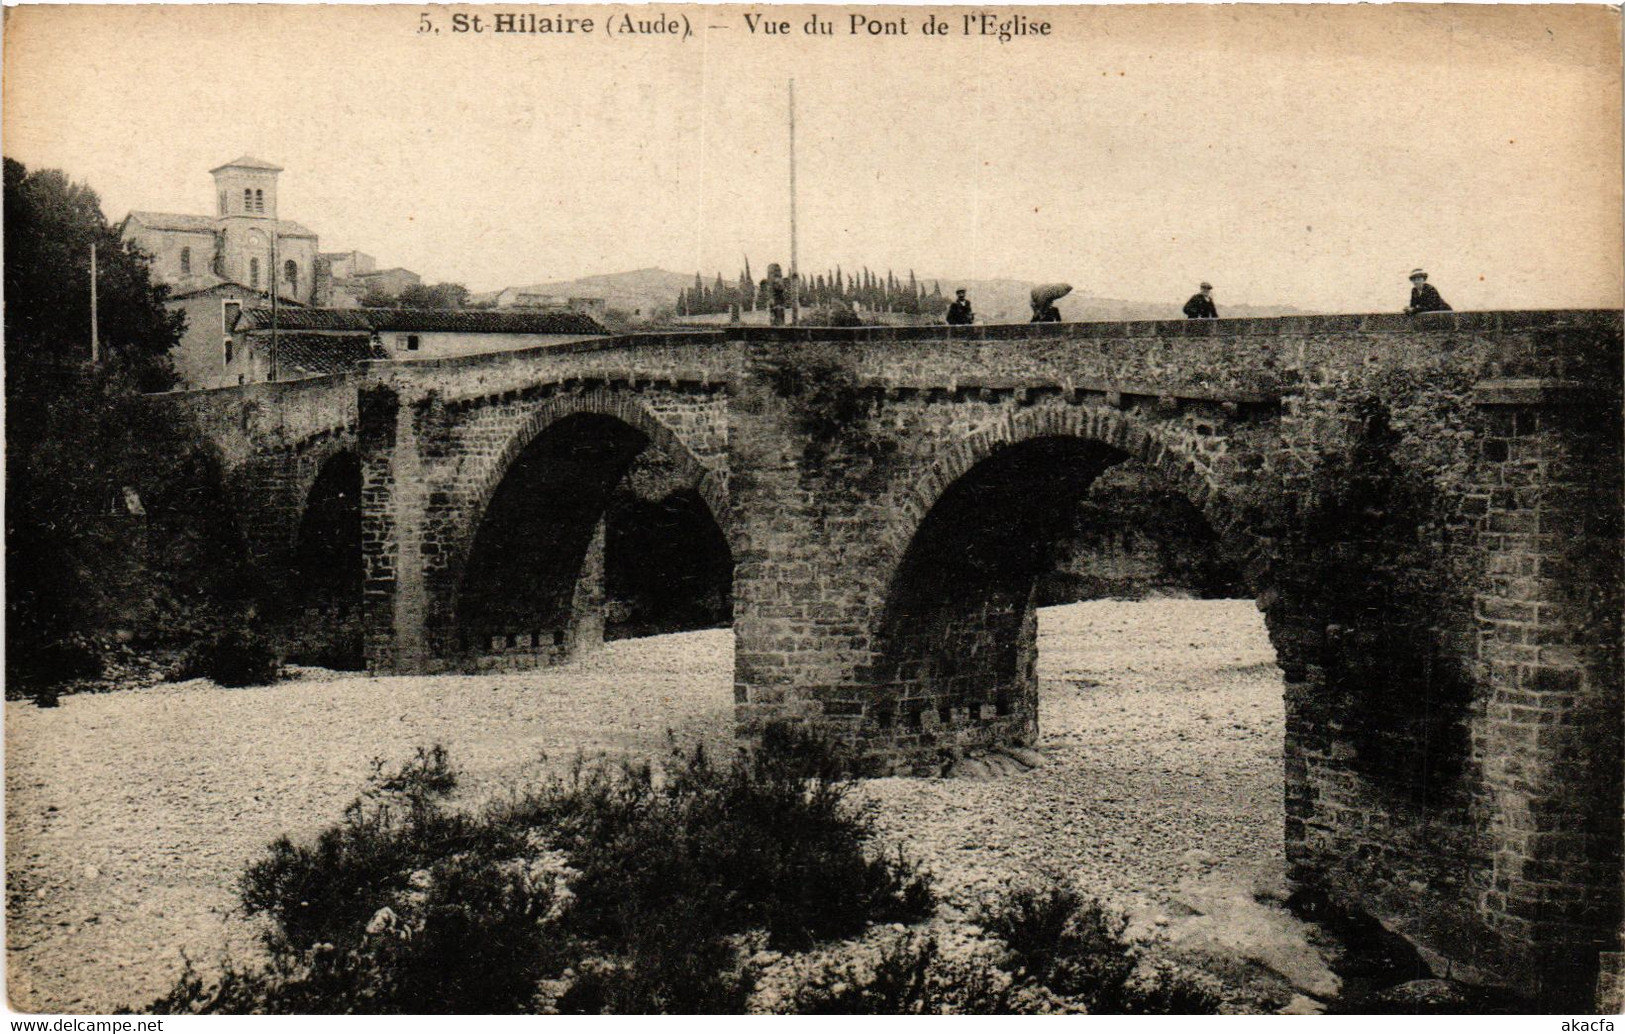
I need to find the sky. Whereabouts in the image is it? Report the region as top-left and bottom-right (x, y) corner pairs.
(4, 3), (1621, 312)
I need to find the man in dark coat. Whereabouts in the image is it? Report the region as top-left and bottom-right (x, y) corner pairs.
(1183, 281), (1218, 319)
(1405, 269), (1451, 314)
(945, 289), (974, 325)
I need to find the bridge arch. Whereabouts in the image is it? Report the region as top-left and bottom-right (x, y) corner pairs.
(878, 403), (1255, 588)
(433, 389), (732, 663)
(866, 400), (1279, 753)
(282, 448), (364, 666)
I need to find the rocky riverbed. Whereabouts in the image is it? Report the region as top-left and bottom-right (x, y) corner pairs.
(7, 599), (1322, 1014)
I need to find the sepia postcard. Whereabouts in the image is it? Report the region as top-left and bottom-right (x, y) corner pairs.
(2, 2), (1621, 1023)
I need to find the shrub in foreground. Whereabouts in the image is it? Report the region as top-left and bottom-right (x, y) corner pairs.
(179, 626), (282, 688)
(976, 880), (1220, 1014)
(788, 934), (1018, 1014)
(144, 727), (935, 1014)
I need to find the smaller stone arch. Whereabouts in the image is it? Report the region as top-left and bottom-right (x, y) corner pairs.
(461, 388), (730, 559)
(431, 388), (732, 664)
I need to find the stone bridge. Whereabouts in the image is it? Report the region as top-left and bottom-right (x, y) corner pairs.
(165, 310), (1622, 1006)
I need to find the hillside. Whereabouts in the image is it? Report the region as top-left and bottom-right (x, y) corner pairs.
(485, 268), (1311, 324)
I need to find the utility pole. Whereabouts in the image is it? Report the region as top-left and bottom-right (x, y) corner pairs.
(89, 241), (99, 364)
(789, 78), (799, 327)
(269, 222), (280, 382)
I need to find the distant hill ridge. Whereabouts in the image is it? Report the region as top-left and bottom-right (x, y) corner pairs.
(488, 267), (1310, 323)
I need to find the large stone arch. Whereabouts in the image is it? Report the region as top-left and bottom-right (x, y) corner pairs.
(878, 401), (1261, 597)
(428, 388), (732, 664)
(860, 397), (1284, 763)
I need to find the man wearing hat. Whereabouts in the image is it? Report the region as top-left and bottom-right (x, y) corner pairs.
(1183, 282), (1219, 319)
(1405, 269), (1452, 314)
(945, 288), (974, 326)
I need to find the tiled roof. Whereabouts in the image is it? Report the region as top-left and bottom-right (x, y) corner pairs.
(209, 155), (284, 173)
(123, 212), (317, 237)
(238, 308), (376, 332)
(275, 334), (389, 377)
(237, 307), (607, 336)
(367, 309), (607, 335)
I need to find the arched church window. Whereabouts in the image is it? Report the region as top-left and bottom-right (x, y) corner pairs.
(180, 247), (191, 275)
(243, 188), (253, 212)
(284, 259), (298, 292)
(250, 257), (260, 288)
(254, 189), (265, 213)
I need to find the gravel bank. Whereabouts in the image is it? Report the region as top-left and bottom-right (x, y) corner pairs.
(6, 599), (1282, 1013)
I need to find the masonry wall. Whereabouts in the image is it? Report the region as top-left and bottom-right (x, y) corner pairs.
(725, 312), (1621, 1004)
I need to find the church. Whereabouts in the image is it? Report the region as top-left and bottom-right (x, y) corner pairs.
(121, 155), (320, 304)
(121, 157), (324, 388)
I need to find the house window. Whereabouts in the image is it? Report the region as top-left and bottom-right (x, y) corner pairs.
(222, 299), (242, 337)
(397, 334), (420, 352)
(224, 338), (233, 367)
(180, 247), (191, 275)
(283, 259), (298, 292)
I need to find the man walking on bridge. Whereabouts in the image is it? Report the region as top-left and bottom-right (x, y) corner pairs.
(945, 289), (974, 325)
(1405, 269), (1452, 314)
(1183, 281), (1218, 319)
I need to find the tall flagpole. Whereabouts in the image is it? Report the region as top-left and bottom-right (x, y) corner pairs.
(89, 241), (99, 364)
(789, 79), (799, 327)
(269, 218), (280, 381)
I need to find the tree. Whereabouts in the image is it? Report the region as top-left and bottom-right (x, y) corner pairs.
(397, 282), (468, 309)
(4, 157), (249, 688)
(358, 285), (396, 308)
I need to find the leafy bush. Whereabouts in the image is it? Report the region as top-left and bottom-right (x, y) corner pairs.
(182, 626), (282, 688)
(788, 934), (1016, 1015)
(145, 727), (935, 1014)
(976, 880), (1219, 1014)
(511, 725), (933, 954)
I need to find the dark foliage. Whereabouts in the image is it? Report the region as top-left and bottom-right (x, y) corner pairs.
(1243, 391), (1475, 804)
(145, 728), (935, 1014)
(789, 934), (1017, 1014)
(976, 880), (1220, 1014)
(764, 346), (897, 486)
(510, 724), (933, 954)
(5, 157), (255, 690)
(179, 627), (283, 688)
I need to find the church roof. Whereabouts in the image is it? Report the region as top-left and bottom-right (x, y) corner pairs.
(125, 211), (218, 233)
(168, 281), (306, 306)
(123, 211), (318, 237)
(209, 155), (284, 174)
